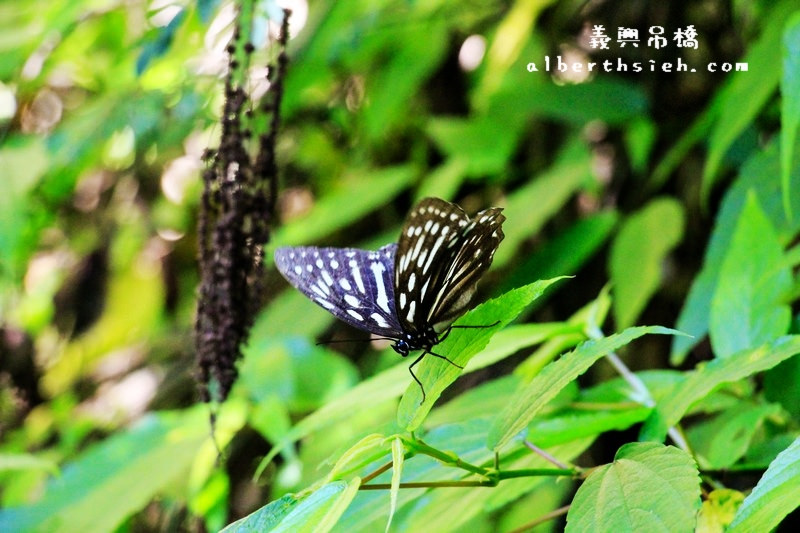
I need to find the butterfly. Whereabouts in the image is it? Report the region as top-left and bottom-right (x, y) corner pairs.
(274, 197), (505, 401)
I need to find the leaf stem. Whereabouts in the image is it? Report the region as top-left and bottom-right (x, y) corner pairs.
(404, 437), (488, 477)
(523, 439), (573, 470)
(507, 505), (570, 533)
(586, 323), (692, 454)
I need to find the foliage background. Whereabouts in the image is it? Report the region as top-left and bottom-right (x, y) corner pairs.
(1, 0), (800, 531)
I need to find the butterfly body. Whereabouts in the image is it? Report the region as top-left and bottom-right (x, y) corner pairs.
(274, 197), (505, 399)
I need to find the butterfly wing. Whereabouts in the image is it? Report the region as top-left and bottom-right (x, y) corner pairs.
(274, 244), (404, 338)
(394, 197), (505, 332)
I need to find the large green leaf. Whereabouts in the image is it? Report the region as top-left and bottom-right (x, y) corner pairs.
(238, 337), (358, 411)
(729, 436), (800, 532)
(257, 320), (570, 474)
(709, 193), (792, 357)
(609, 198), (685, 329)
(565, 442), (701, 532)
(0, 405), (245, 533)
(687, 404), (782, 469)
(782, 13), (800, 219)
(671, 139), (800, 364)
(222, 479), (360, 533)
(702, 0), (800, 202)
(396, 277), (567, 431)
(271, 165), (415, 246)
(494, 141), (592, 267)
(487, 326), (679, 451)
(642, 336), (800, 441)
(362, 20), (448, 141)
(499, 211), (618, 296)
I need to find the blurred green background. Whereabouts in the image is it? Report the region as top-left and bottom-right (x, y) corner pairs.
(2, 0), (800, 531)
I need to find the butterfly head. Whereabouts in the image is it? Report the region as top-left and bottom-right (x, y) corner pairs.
(391, 326), (439, 357)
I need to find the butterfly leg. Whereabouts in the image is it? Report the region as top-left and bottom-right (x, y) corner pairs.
(437, 320), (501, 343)
(426, 349), (464, 370)
(408, 351), (428, 403)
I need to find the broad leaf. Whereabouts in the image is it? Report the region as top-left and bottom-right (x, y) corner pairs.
(709, 192), (792, 357)
(222, 479), (360, 533)
(488, 326), (679, 451)
(0, 405), (245, 533)
(687, 404), (781, 469)
(397, 277), (567, 431)
(385, 437), (404, 533)
(641, 336), (800, 441)
(729, 436), (800, 532)
(609, 197), (685, 329)
(701, 0), (800, 201)
(565, 442), (701, 533)
(696, 489), (745, 533)
(671, 139), (800, 364)
(782, 13), (800, 218)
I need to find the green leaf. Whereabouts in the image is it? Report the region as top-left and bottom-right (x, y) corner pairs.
(333, 419), (497, 531)
(764, 354), (800, 416)
(782, 12), (800, 219)
(397, 277), (568, 432)
(609, 198), (685, 329)
(641, 336), (800, 441)
(487, 326), (679, 451)
(0, 404), (245, 533)
(672, 139), (800, 364)
(499, 211), (618, 296)
(494, 141), (592, 267)
(489, 77), (650, 126)
(363, 21), (448, 141)
(0, 454), (59, 476)
(687, 404), (782, 469)
(256, 321), (574, 474)
(565, 442), (701, 533)
(413, 157), (468, 203)
(326, 434), (389, 482)
(385, 437), (404, 533)
(625, 118), (657, 173)
(222, 479), (360, 533)
(528, 406), (652, 449)
(696, 489), (745, 533)
(0, 137), (50, 285)
(271, 165), (415, 246)
(256, 361), (409, 475)
(709, 192), (792, 358)
(702, 0), (800, 202)
(729, 436), (800, 532)
(219, 494), (300, 533)
(238, 337), (358, 411)
(426, 115), (523, 176)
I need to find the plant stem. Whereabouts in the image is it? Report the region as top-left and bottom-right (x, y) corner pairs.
(405, 437), (488, 477)
(586, 323), (692, 454)
(523, 439), (572, 470)
(507, 505), (570, 533)
(360, 460), (395, 485)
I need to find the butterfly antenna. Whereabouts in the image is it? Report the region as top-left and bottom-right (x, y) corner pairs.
(315, 336), (396, 346)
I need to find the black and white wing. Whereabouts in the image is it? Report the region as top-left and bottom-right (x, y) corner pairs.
(394, 197), (505, 332)
(274, 244), (404, 338)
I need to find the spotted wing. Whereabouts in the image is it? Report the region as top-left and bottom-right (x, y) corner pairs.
(274, 244), (404, 338)
(394, 197), (505, 332)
